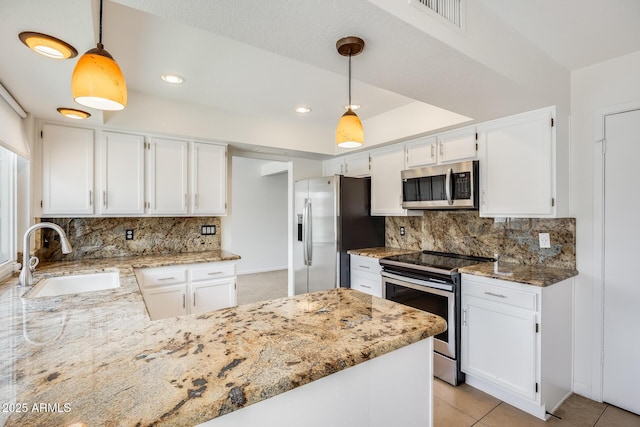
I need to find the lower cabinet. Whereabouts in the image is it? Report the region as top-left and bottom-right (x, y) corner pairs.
(350, 255), (382, 297)
(136, 261), (237, 320)
(461, 273), (572, 420)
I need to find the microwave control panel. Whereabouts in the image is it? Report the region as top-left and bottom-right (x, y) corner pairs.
(453, 172), (471, 199)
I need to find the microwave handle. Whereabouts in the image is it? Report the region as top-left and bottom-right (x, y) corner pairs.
(445, 168), (454, 205)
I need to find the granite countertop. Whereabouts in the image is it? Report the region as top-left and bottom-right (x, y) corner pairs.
(0, 251), (445, 426)
(459, 261), (578, 287)
(347, 246), (420, 259)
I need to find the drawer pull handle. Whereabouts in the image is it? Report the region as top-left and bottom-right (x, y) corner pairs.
(484, 291), (507, 298)
(158, 277), (176, 281)
(360, 284), (371, 288)
(359, 265), (370, 269)
(182, 294), (186, 308)
(207, 272), (223, 275)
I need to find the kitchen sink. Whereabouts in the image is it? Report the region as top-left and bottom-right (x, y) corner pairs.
(26, 272), (120, 298)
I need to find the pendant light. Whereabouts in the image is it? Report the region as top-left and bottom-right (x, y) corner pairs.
(335, 36), (365, 148)
(71, 0), (127, 111)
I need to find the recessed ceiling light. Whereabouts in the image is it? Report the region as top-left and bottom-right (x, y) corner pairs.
(57, 108), (91, 120)
(345, 104), (362, 111)
(295, 107), (312, 113)
(161, 73), (184, 84)
(19, 32), (77, 59)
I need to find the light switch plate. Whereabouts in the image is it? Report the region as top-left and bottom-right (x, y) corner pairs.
(539, 232), (551, 248)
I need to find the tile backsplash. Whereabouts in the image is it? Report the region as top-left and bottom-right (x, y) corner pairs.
(35, 217), (221, 262)
(386, 211), (576, 269)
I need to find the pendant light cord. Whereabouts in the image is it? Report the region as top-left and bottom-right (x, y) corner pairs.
(98, 0), (103, 47)
(348, 51), (352, 108)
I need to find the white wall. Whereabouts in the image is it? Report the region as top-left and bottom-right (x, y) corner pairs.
(571, 50), (640, 399)
(229, 156), (288, 274)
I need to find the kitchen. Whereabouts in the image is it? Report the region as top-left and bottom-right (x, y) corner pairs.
(1, 0), (640, 426)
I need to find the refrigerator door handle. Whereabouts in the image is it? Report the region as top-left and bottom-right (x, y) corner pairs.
(302, 199), (309, 266)
(306, 199), (313, 265)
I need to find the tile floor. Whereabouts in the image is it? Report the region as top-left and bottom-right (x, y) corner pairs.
(434, 379), (640, 426)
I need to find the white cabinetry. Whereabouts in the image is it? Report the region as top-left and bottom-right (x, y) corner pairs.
(101, 132), (145, 215)
(146, 137), (189, 215)
(344, 153), (370, 177)
(136, 262), (237, 320)
(191, 142), (227, 215)
(370, 145), (420, 216)
(41, 124), (94, 215)
(405, 136), (437, 168)
(350, 255), (382, 297)
(323, 157), (344, 176)
(436, 127), (477, 164)
(477, 107), (555, 217)
(461, 273), (572, 420)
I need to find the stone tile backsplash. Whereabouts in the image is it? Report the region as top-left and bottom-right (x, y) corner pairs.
(386, 211), (576, 269)
(35, 217), (222, 262)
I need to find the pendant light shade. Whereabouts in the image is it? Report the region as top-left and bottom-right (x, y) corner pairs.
(71, 0), (127, 111)
(335, 36), (365, 148)
(336, 109), (364, 148)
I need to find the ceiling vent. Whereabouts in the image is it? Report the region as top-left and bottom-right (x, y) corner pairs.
(409, 0), (465, 31)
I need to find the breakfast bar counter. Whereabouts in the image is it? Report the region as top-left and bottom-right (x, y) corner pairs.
(0, 252), (445, 426)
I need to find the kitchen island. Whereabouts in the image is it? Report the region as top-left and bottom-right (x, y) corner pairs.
(0, 252), (445, 426)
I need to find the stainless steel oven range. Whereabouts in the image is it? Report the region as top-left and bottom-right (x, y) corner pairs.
(380, 251), (494, 386)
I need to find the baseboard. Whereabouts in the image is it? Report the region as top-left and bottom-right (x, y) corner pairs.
(238, 266), (288, 276)
(572, 381), (595, 401)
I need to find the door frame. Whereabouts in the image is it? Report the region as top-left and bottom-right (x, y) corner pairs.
(592, 100), (640, 402)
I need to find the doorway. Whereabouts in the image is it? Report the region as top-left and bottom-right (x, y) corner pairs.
(600, 108), (640, 415)
(229, 156), (290, 304)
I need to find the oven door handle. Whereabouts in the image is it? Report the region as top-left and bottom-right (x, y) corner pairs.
(381, 271), (454, 293)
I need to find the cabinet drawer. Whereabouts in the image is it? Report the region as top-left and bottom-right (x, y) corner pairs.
(190, 262), (236, 281)
(463, 280), (537, 311)
(351, 270), (382, 297)
(137, 266), (187, 288)
(350, 255), (381, 274)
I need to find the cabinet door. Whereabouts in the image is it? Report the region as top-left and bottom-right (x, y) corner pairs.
(344, 153), (370, 177)
(478, 109), (554, 217)
(147, 138), (188, 215)
(437, 127), (477, 164)
(192, 142), (226, 215)
(405, 136), (437, 168)
(323, 158), (344, 176)
(462, 296), (537, 400)
(143, 284), (187, 320)
(41, 124), (94, 215)
(370, 146), (420, 216)
(191, 278), (236, 315)
(102, 132), (145, 215)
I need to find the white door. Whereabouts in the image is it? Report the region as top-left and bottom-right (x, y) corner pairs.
(603, 109), (640, 414)
(191, 142), (226, 215)
(143, 284), (187, 320)
(147, 138), (188, 215)
(191, 278), (236, 315)
(102, 132), (145, 215)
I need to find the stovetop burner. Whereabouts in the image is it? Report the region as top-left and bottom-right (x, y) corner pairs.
(380, 250), (494, 275)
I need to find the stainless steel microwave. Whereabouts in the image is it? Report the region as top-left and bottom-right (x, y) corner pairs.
(401, 160), (479, 210)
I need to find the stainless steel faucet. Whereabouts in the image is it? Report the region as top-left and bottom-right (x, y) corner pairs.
(19, 222), (72, 287)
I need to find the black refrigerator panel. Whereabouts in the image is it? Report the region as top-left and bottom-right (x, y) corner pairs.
(337, 176), (385, 288)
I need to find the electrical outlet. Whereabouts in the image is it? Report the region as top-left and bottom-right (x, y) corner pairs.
(125, 229), (134, 240)
(538, 232), (551, 249)
(400, 226), (406, 236)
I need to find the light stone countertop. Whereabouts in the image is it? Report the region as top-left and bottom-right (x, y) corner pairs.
(347, 246), (420, 259)
(0, 251), (445, 426)
(460, 261), (578, 287)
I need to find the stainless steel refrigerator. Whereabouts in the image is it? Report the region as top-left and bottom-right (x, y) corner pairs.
(294, 176), (385, 295)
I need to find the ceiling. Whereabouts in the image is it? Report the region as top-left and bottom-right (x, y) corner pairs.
(1, 0), (639, 158)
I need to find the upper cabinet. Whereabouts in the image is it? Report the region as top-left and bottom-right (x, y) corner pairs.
(39, 124), (227, 217)
(370, 145), (421, 217)
(41, 124), (95, 215)
(477, 107), (556, 218)
(405, 127), (477, 169)
(323, 157), (344, 176)
(147, 137), (189, 215)
(344, 152), (370, 177)
(191, 142), (227, 215)
(101, 132), (145, 215)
